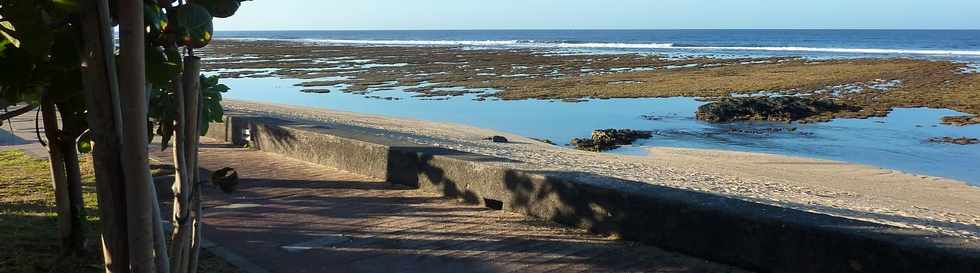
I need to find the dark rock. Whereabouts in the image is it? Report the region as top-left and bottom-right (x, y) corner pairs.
(941, 115), (980, 126)
(210, 167), (239, 194)
(696, 96), (857, 123)
(300, 88), (331, 93)
(928, 137), (980, 145)
(641, 115), (663, 121)
(530, 138), (557, 145)
(485, 136), (509, 143)
(726, 127), (798, 135)
(571, 129), (653, 152)
(364, 95), (401, 101)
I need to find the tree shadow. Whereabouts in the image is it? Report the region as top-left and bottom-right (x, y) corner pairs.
(0, 127), (32, 145)
(382, 142), (980, 273)
(0, 201), (103, 273)
(171, 174), (739, 273)
(201, 116), (980, 273)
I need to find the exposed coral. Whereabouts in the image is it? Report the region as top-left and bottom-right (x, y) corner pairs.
(571, 129), (653, 152)
(200, 40), (980, 123)
(695, 97), (859, 123)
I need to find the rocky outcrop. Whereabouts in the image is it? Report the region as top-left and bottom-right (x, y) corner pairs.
(485, 136), (509, 143)
(696, 97), (856, 123)
(941, 115), (980, 126)
(530, 138), (557, 145)
(300, 88), (332, 93)
(571, 129), (653, 152)
(928, 137), (979, 145)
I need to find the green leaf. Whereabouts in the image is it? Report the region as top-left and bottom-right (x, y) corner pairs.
(190, 0), (241, 18)
(170, 3), (213, 49)
(198, 75), (227, 135)
(146, 45), (177, 86)
(0, 28), (18, 49)
(144, 1), (168, 43)
(77, 133), (92, 154)
(1, 1), (54, 58)
(0, 21), (16, 32)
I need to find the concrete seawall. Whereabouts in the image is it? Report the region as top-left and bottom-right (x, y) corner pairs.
(207, 115), (980, 273)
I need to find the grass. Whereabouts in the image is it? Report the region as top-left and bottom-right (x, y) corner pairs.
(0, 150), (242, 273)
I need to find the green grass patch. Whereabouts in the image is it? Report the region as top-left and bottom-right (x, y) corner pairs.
(0, 150), (241, 273)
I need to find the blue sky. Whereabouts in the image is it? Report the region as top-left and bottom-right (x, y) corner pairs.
(215, 0), (980, 30)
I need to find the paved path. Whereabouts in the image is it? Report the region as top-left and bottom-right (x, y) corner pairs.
(3, 113), (747, 272)
(0, 108), (48, 159)
(160, 142), (749, 273)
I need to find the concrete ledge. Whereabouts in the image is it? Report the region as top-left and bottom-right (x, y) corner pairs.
(209, 115), (980, 273)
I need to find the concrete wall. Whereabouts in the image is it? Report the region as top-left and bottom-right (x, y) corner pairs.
(208, 115), (980, 273)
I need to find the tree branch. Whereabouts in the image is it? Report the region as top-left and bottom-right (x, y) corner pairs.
(0, 104), (38, 122)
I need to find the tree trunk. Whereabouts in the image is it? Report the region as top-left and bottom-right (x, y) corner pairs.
(60, 136), (87, 255)
(149, 180), (171, 273)
(0, 104), (36, 123)
(40, 94), (77, 255)
(78, 0), (131, 272)
(117, 0), (159, 271)
(185, 57), (203, 273)
(170, 56), (201, 273)
(57, 105), (88, 257)
(169, 58), (189, 273)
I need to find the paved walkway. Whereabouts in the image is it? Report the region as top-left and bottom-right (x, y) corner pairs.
(0, 108), (48, 159)
(3, 114), (748, 273)
(159, 142), (748, 273)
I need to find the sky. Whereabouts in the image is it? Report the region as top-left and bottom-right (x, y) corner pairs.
(215, 0), (980, 30)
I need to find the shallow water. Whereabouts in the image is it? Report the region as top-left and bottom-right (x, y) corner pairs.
(220, 77), (980, 185)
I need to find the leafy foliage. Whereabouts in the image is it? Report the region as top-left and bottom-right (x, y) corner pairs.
(170, 3), (213, 49)
(1, 0), (247, 152)
(191, 0), (241, 18)
(149, 75), (228, 150)
(0, 1), (247, 271)
(200, 75), (229, 129)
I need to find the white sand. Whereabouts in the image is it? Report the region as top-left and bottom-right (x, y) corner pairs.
(225, 99), (980, 239)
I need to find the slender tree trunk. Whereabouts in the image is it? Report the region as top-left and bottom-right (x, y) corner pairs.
(117, 0), (158, 272)
(149, 181), (171, 273)
(169, 59), (189, 273)
(78, 0), (130, 272)
(60, 136), (86, 255)
(56, 106), (88, 256)
(40, 94), (76, 255)
(185, 57), (203, 273)
(0, 104), (36, 122)
(170, 56), (202, 273)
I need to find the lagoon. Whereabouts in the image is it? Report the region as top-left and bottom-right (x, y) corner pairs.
(220, 76), (980, 185)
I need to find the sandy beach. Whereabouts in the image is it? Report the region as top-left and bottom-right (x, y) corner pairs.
(225, 99), (980, 239)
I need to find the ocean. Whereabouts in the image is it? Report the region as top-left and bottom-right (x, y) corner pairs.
(216, 29), (980, 61)
(208, 30), (980, 184)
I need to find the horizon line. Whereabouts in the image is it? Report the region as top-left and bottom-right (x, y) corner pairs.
(214, 28), (980, 32)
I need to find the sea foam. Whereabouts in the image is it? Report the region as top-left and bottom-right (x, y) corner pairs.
(226, 38), (980, 57)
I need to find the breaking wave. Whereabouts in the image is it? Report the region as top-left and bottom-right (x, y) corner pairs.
(233, 38), (980, 57)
